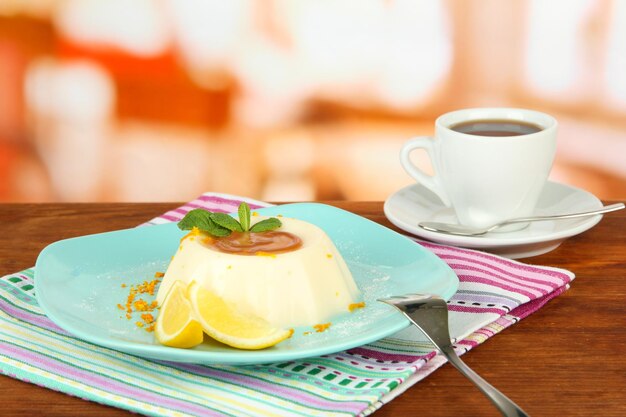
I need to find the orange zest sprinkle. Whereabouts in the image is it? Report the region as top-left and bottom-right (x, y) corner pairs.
(135, 279), (159, 296)
(121, 283), (127, 288)
(133, 300), (149, 311)
(125, 288), (137, 314)
(180, 226), (201, 243)
(313, 323), (331, 333)
(326, 253), (333, 259)
(252, 212), (259, 216)
(119, 274), (162, 333)
(141, 313), (154, 324)
(348, 302), (366, 312)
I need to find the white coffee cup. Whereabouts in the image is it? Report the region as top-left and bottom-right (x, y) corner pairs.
(400, 108), (557, 229)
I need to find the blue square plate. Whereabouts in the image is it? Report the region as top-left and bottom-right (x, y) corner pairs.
(35, 203), (458, 364)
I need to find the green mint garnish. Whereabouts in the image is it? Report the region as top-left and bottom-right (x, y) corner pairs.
(206, 224), (231, 237)
(238, 202), (251, 232)
(177, 203), (281, 237)
(250, 218), (282, 233)
(210, 213), (244, 232)
(178, 209), (231, 236)
(178, 209), (215, 231)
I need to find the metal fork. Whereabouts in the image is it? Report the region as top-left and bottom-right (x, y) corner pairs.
(379, 294), (529, 417)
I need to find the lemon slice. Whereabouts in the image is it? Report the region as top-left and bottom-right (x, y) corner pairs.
(155, 281), (204, 348)
(188, 282), (293, 350)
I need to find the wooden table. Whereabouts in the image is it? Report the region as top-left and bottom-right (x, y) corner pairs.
(1, 202), (625, 417)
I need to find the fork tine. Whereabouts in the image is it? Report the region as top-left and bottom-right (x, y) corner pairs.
(378, 293), (439, 304)
(377, 293), (529, 417)
(377, 295), (409, 303)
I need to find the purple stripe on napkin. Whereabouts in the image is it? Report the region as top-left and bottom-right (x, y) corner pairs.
(1, 342), (224, 416)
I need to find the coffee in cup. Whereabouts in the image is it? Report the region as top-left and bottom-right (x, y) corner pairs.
(400, 108), (557, 230)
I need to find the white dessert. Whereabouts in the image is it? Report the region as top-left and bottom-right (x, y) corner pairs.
(156, 216), (360, 328)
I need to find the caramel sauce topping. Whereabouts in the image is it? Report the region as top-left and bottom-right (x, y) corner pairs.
(208, 231), (302, 255)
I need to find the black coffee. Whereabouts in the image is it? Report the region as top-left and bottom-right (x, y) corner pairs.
(450, 119), (543, 137)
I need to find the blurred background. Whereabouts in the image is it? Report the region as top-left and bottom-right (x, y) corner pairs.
(1, 0), (625, 203)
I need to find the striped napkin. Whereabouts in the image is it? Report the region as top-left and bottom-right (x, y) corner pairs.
(0, 193), (574, 417)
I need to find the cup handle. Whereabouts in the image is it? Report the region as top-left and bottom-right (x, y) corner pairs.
(400, 136), (451, 207)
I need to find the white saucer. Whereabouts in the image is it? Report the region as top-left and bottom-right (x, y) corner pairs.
(384, 181), (604, 259)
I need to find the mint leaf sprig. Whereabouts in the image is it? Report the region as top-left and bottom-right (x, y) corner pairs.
(238, 202), (250, 232)
(177, 209), (231, 236)
(250, 217), (282, 232)
(177, 202), (282, 237)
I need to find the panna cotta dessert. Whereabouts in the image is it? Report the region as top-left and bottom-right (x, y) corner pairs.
(156, 213), (361, 328)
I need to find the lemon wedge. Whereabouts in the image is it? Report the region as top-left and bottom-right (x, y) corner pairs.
(188, 282), (293, 350)
(155, 281), (204, 348)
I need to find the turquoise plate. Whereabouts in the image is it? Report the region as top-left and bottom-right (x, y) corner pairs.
(35, 203), (458, 365)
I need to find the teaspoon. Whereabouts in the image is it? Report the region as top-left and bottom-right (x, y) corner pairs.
(418, 203), (624, 236)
